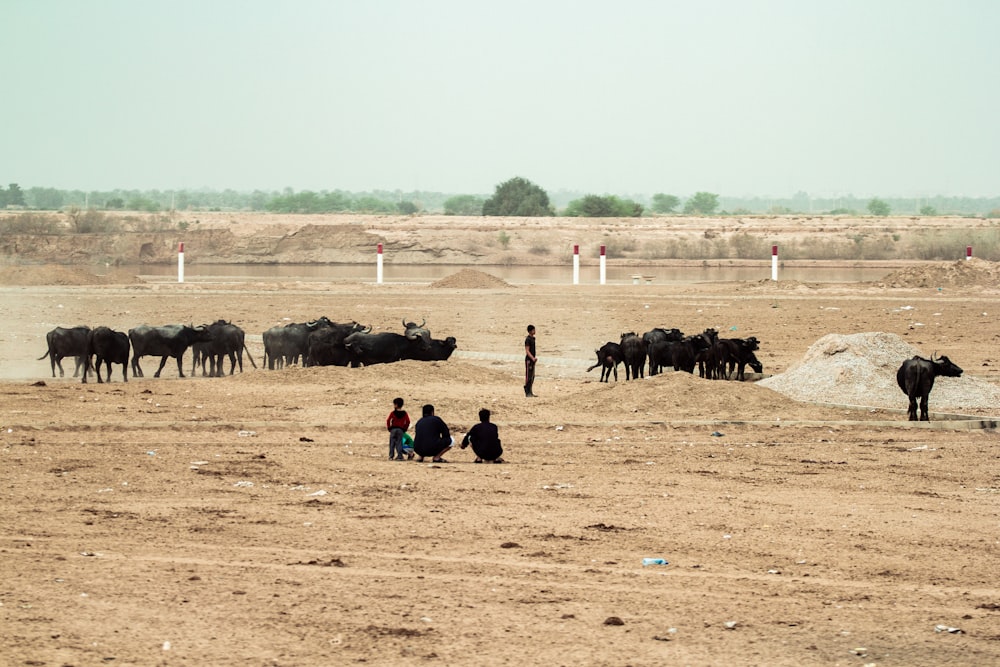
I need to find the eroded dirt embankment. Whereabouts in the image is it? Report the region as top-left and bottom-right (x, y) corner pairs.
(3, 211), (997, 268)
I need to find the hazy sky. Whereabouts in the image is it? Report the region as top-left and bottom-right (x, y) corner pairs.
(4, 0), (998, 197)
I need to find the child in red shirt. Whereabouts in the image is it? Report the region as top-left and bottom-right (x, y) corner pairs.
(386, 397), (411, 460)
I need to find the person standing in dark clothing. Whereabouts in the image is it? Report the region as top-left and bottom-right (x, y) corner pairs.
(413, 404), (453, 462)
(461, 408), (504, 463)
(524, 324), (537, 397)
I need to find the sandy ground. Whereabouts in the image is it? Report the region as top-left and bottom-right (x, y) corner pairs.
(2, 254), (1000, 666)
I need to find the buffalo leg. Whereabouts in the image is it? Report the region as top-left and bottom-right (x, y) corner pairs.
(919, 393), (930, 421)
(907, 395), (918, 421)
(153, 355), (171, 378)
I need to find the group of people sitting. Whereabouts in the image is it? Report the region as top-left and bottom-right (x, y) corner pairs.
(386, 398), (504, 464)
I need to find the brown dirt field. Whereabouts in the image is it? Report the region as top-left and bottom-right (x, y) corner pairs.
(2, 224), (1000, 666)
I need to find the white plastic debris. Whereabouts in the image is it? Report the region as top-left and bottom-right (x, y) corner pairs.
(238, 430), (257, 437)
(934, 624), (964, 634)
(307, 490), (327, 496)
(234, 480), (254, 488)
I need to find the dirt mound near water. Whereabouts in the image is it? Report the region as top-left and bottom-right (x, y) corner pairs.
(0, 265), (145, 286)
(878, 258), (1000, 288)
(430, 268), (512, 288)
(759, 331), (1000, 411)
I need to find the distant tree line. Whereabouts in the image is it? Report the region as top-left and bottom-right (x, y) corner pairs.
(2, 181), (998, 218)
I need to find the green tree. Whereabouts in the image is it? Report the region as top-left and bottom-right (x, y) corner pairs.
(867, 198), (891, 216)
(682, 191), (719, 215)
(564, 195), (642, 217)
(353, 196), (395, 213)
(321, 191), (352, 211)
(126, 196), (160, 212)
(2, 183), (26, 208)
(651, 193), (680, 214)
(396, 200), (419, 215)
(482, 176), (553, 216)
(919, 204), (937, 216)
(26, 187), (63, 210)
(443, 194), (486, 215)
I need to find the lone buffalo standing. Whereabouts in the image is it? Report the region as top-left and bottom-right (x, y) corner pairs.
(896, 354), (963, 421)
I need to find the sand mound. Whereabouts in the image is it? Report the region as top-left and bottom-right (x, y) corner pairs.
(759, 332), (1000, 410)
(0, 265), (145, 286)
(878, 258), (1000, 288)
(430, 268), (512, 289)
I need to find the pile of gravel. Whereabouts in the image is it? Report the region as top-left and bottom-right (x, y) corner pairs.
(759, 332), (1000, 410)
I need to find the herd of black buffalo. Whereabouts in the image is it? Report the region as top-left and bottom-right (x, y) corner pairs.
(587, 327), (762, 384)
(37, 318), (961, 422)
(586, 327), (963, 422)
(37, 317), (456, 383)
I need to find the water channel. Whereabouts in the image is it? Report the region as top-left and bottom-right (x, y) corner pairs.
(130, 263), (892, 285)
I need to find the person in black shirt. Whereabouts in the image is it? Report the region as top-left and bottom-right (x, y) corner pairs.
(524, 324), (537, 397)
(412, 404), (453, 462)
(460, 408), (504, 463)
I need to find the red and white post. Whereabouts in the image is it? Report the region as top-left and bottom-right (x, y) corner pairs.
(573, 244), (580, 285)
(599, 244), (606, 285)
(967, 245), (973, 261)
(771, 245), (778, 281)
(178, 242), (185, 283)
(377, 243), (384, 283)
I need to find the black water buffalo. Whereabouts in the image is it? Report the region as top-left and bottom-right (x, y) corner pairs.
(402, 318), (432, 352)
(619, 332), (647, 380)
(694, 328), (720, 377)
(896, 354), (963, 421)
(38, 326), (92, 378)
(83, 326), (129, 384)
(642, 327), (684, 347)
(306, 321), (370, 367)
(587, 341), (624, 382)
(413, 336), (458, 361)
(128, 324), (213, 378)
(643, 328), (683, 375)
(646, 341), (674, 376)
(262, 316), (334, 369)
(670, 330), (717, 374)
(192, 320), (257, 376)
(711, 336), (761, 381)
(343, 331), (425, 366)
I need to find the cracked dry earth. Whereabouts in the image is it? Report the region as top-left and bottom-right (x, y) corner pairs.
(1, 268), (999, 666)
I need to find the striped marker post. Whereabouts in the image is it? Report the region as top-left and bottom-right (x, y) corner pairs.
(377, 243), (384, 284)
(573, 244), (580, 285)
(771, 245), (778, 281)
(178, 242), (185, 283)
(967, 245), (973, 261)
(599, 245), (606, 285)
